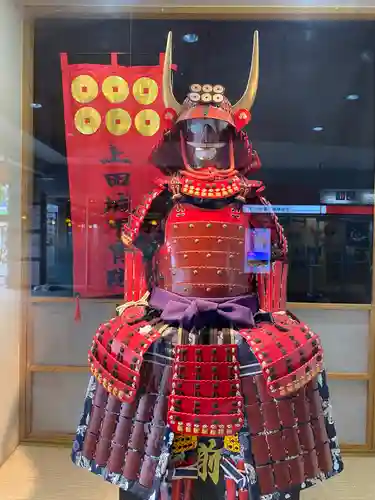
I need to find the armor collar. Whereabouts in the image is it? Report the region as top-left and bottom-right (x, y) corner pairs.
(168, 173), (264, 201)
(179, 175), (242, 199)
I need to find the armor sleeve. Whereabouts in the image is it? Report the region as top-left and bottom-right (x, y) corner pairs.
(122, 180), (168, 247)
(124, 250), (148, 302)
(256, 260), (288, 311)
(248, 195), (288, 311)
(122, 181), (172, 301)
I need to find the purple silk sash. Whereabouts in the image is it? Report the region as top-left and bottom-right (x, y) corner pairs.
(149, 287), (258, 329)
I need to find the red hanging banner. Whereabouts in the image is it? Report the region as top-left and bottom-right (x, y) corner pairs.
(60, 53), (165, 297)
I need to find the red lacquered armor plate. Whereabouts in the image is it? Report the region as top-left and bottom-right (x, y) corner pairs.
(156, 203), (252, 298)
(89, 316), (162, 403)
(175, 344), (237, 363)
(239, 312), (324, 397)
(241, 374), (333, 495)
(172, 379), (240, 398)
(168, 344), (244, 436)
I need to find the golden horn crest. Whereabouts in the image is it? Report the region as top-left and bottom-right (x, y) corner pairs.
(162, 32), (182, 113)
(233, 31), (259, 113)
(162, 30), (259, 114)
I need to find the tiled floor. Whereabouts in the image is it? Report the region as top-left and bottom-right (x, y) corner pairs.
(0, 446), (374, 500)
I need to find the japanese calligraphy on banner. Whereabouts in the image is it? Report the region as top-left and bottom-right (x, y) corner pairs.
(60, 53), (166, 297)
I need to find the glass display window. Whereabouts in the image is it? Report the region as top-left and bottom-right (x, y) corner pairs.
(31, 18), (375, 303)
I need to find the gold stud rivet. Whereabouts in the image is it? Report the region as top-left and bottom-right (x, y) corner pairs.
(206, 253), (211, 258)
(206, 287), (211, 292)
(193, 270), (198, 275)
(223, 224), (227, 228)
(218, 239), (223, 244)
(206, 223), (212, 228)
(194, 238), (199, 243)
(217, 270), (222, 275)
(184, 254), (188, 259)
(189, 223), (194, 228)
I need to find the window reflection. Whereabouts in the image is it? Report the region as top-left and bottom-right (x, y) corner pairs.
(31, 19), (375, 303)
(281, 215), (372, 303)
(32, 197), (73, 296)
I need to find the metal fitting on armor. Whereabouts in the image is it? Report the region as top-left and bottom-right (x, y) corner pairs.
(170, 173), (183, 200)
(235, 176), (250, 203)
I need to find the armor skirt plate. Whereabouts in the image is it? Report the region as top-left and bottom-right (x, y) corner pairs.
(71, 316), (343, 500)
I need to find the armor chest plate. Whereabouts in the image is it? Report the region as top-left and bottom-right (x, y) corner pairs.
(156, 203), (252, 297)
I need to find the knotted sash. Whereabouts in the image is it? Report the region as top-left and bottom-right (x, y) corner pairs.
(149, 287), (258, 329)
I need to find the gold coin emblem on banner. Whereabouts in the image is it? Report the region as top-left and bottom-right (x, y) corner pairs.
(74, 107), (101, 135)
(133, 77), (159, 105)
(106, 109), (132, 136)
(135, 109), (160, 137)
(71, 75), (99, 104)
(102, 76), (129, 103)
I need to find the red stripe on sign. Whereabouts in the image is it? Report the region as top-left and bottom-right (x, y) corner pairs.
(326, 205), (373, 215)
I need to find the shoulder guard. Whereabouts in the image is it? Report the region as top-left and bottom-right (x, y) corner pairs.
(239, 311), (323, 398)
(236, 177), (265, 202)
(246, 195), (288, 259)
(121, 178), (168, 247)
(88, 307), (162, 403)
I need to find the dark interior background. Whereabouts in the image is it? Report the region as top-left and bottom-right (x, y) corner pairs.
(31, 18), (375, 302)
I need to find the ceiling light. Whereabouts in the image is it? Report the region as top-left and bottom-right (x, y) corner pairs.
(361, 50), (373, 63)
(304, 29), (313, 42)
(312, 126), (324, 132)
(31, 103), (42, 109)
(183, 33), (199, 43)
(346, 94), (359, 101)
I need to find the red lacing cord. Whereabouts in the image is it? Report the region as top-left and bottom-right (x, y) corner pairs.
(259, 196), (288, 257)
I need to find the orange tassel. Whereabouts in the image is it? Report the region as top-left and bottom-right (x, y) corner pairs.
(74, 293), (81, 322)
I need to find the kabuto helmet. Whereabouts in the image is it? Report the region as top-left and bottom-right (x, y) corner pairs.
(151, 31), (261, 177)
